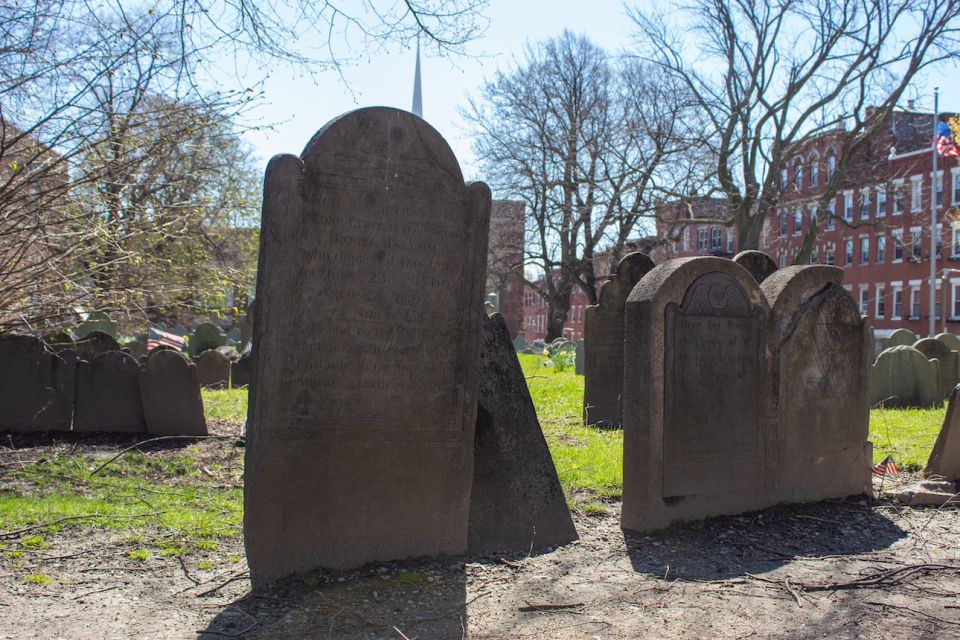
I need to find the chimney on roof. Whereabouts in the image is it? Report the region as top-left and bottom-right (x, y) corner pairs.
(907, 99), (915, 110)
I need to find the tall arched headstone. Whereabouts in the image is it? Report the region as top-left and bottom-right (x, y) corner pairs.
(622, 258), (772, 533)
(763, 265), (871, 502)
(74, 352), (145, 433)
(244, 108), (491, 584)
(195, 349), (231, 389)
(582, 252), (655, 427)
(74, 330), (119, 362)
(914, 338), (959, 400)
(140, 350), (207, 436)
(0, 335), (74, 432)
(189, 323), (226, 357)
(887, 328), (917, 348)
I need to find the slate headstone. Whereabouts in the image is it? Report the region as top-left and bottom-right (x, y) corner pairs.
(43, 331), (75, 352)
(914, 338), (959, 400)
(140, 350), (207, 436)
(583, 252), (655, 427)
(226, 328), (242, 343)
(74, 351), (145, 433)
(870, 346), (942, 409)
(512, 334), (528, 353)
(74, 330), (120, 362)
(0, 334), (74, 432)
(195, 349), (231, 389)
(189, 322), (227, 357)
(244, 107), (491, 584)
(925, 385), (960, 482)
(935, 332), (960, 353)
(122, 340), (148, 360)
(762, 265), (871, 502)
(468, 313), (578, 553)
(887, 328), (917, 348)
(622, 257), (771, 533)
(733, 250), (779, 284)
(76, 311), (117, 339)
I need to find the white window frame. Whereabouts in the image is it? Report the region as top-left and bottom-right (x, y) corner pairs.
(892, 283), (903, 320)
(932, 169), (944, 208)
(953, 167), (960, 205)
(844, 237), (854, 265)
(893, 179), (904, 215)
(843, 190), (854, 221)
(877, 187), (887, 218)
(859, 188), (870, 221)
(910, 175), (922, 212)
(875, 285), (885, 319)
(910, 225), (922, 262)
(826, 199), (836, 229)
(892, 229), (904, 263)
(793, 210), (803, 235)
(860, 235), (870, 265)
(877, 235), (886, 263)
(859, 285), (869, 316)
(952, 279), (960, 320)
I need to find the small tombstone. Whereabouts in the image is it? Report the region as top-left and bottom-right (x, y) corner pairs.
(925, 386), (960, 482)
(244, 107), (490, 584)
(226, 328), (242, 343)
(122, 340), (148, 359)
(733, 250), (779, 284)
(140, 350), (207, 436)
(622, 257), (771, 533)
(171, 324), (188, 337)
(870, 346), (942, 409)
(887, 328), (917, 348)
(43, 331), (75, 352)
(74, 352), (145, 433)
(74, 330), (120, 362)
(574, 340), (584, 375)
(762, 265), (871, 502)
(532, 339), (546, 352)
(195, 349), (231, 389)
(914, 338), (959, 399)
(935, 332), (960, 353)
(512, 334), (528, 352)
(231, 357), (251, 388)
(583, 252), (655, 428)
(468, 313), (578, 553)
(190, 322), (227, 357)
(76, 311), (117, 339)
(0, 335), (74, 432)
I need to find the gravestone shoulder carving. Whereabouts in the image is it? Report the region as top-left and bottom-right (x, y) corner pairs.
(245, 107), (491, 585)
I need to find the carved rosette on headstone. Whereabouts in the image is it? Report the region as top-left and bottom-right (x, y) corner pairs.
(582, 252), (655, 428)
(762, 265), (871, 502)
(0, 334), (73, 432)
(244, 107), (491, 584)
(74, 351), (145, 433)
(622, 257), (771, 533)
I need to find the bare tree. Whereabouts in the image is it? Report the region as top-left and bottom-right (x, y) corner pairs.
(464, 31), (698, 340)
(630, 0), (960, 259)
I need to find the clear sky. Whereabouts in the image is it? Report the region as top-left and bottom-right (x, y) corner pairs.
(240, 0), (960, 188)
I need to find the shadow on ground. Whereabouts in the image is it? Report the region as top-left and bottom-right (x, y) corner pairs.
(623, 497), (907, 580)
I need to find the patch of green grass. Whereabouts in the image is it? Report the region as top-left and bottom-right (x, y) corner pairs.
(202, 388), (248, 422)
(18, 535), (49, 550)
(196, 560), (214, 570)
(24, 573), (52, 586)
(397, 571), (422, 584)
(127, 550), (149, 561)
(869, 406), (944, 470)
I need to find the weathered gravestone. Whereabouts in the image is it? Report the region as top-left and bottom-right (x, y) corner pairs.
(513, 334), (528, 353)
(870, 346), (942, 409)
(733, 250), (779, 284)
(74, 330), (120, 362)
(532, 339), (546, 352)
(139, 350), (207, 436)
(622, 257), (771, 533)
(43, 331), (75, 352)
(244, 107), (491, 584)
(74, 352), (145, 433)
(0, 335), (74, 432)
(583, 252), (656, 428)
(195, 349), (231, 389)
(935, 332), (960, 354)
(76, 311), (117, 339)
(762, 265), (871, 502)
(914, 338), (959, 400)
(122, 340), (148, 359)
(230, 343), (252, 388)
(887, 328), (918, 348)
(468, 313), (578, 553)
(189, 323), (227, 357)
(925, 385), (960, 482)
(226, 328), (242, 343)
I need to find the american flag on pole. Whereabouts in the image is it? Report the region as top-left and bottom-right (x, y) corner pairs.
(871, 455), (900, 478)
(936, 121), (960, 158)
(147, 327), (185, 352)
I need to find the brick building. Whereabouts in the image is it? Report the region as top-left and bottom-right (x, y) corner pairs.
(654, 108), (960, 339)
(486, 200), (525, 337)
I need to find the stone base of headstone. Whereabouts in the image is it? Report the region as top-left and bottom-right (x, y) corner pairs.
(468, 314), (578, 554)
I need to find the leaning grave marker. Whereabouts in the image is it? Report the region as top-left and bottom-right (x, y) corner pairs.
(245, 107), (491, 584)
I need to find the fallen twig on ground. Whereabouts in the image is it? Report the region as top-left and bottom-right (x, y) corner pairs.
(90, 435), (244, 476)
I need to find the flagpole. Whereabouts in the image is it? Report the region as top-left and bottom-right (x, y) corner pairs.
(929, 89), (940, 336)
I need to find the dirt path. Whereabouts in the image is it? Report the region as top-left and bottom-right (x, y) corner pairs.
(2, 495), (958, 639)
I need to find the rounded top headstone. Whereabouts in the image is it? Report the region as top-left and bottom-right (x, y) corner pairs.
(733, 250), (779, 284)
(888, 328), (918, 347)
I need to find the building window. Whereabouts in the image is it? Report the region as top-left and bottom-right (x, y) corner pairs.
(844, 238), (853, 265)
(877, 187), (887, 218)
(909, 286), (921, 319)
(860, 236), (869, 264)
(698, 228), (707, 251)
(779, 254), (787, 268)
(682, 227), (690, 251)
(844, 191), (854, 221)
(810, 158), (819, 187)
(826, 200), (836, 229)
(810, 250), (818, 264)
(793, 210), (803, 235)
(937, 223), (943, 258)
(826, 155), (836, 180)
(892, 287), (903, 320)
(778, 211), (787, 237)
(859, 189), (869, 221)
(710, 227), (722, 251)
(934, 170), (944, 208)
(859, 287), (869, 316)
(726, 229), (734, 253)
(877, 235), (886, 263)
(911, 175), (922, 212)
(892, 229), (903, 262)
(781, 168), (788, 190)
(795, 163), (803, 190)
(953, 168), (960, 205)
(910, 226), (922, 261)
(893, 182), (904, 215)
(825, 248), (835, 265)
(953, 224), (960, 258)
(953, 282), (960, 319)
(876, 286), (885, 318)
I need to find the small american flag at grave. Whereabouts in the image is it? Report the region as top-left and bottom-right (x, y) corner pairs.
(147, 327), (185, 352)
(871, 455), (900, 478)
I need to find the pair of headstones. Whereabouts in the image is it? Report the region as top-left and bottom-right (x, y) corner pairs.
(244, 108), (575, 586)
(620, 259), (871, 533)
(871, 345), (945, 408)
